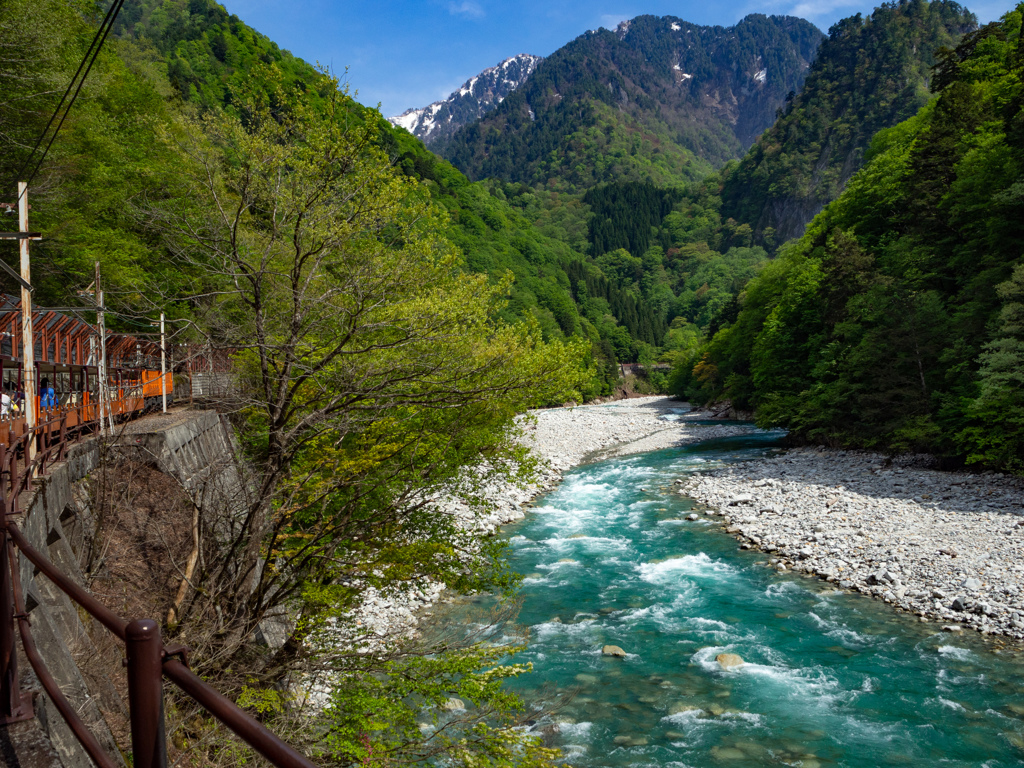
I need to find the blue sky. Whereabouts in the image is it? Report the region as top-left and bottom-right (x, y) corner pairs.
(222, 0), (1010, 118)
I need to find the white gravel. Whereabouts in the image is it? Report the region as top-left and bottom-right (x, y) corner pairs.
(681, 446), (1024, 640)
(350, 397), (754, 642)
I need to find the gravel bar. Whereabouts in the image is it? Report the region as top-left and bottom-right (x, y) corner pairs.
(680, 446), (1024, 640)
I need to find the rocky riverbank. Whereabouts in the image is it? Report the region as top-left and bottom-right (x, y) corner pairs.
(353, 397), (756, 640)
(680, 447), (1024, 640)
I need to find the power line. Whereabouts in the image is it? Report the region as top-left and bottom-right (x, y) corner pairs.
(12, 0), (128, 197)
(11, 0), (122, 184)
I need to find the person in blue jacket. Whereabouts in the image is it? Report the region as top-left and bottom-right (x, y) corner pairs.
(39, 377), (56, 410)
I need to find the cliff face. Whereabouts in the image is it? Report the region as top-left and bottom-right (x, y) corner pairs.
(389, 54), (542, 146)
(718, 0), (977, 244)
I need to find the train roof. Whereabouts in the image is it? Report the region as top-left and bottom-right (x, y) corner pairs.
(0, 295), (159, 367)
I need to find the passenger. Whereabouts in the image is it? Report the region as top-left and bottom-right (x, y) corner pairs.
(39, 378), (56, 411)
(1, 388), (9, 418)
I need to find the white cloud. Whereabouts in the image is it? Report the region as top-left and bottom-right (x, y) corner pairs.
(786, 0), (862, 22)
(599, 13), (628, 29)
(448, 1), (484, 18)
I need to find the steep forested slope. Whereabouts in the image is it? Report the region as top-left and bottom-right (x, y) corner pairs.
(679, 6), (1024, 471)
(719, 0), (976, 242)
(0, 0), (683, 396)
(441, 14), (823, 189)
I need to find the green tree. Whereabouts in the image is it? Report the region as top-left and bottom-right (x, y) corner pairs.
(149, 67), (586, 765)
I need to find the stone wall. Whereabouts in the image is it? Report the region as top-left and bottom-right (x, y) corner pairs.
(1, 410), (245, 767)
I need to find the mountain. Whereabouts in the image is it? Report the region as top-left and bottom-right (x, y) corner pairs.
(389, 54), (542, 146)
(677, 7), (1024, 470)
(719, 0), (977, 242)
(440, 14), (824, 190)
(9, 0), (654, 396)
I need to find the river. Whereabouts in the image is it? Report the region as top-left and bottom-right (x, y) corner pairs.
(492, 430), (1024, 767)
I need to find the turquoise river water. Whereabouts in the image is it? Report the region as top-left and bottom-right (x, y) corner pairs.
(493, 429), (1024, 767)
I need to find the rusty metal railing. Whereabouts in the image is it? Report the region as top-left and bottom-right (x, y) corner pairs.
(0, 402), (316, 768)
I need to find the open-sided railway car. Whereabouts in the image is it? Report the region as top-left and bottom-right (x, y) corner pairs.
(0, 295), (172, 444)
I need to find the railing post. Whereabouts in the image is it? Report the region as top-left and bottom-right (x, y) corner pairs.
(0, 524), (31, 723)
(125, 619), (168, 768)
(0, 443), (7, 517)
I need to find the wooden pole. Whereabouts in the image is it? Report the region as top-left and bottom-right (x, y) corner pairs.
(18, 183), (36, 466)
(160, 313), (166, 413)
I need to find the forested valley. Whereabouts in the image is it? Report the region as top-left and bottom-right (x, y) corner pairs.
(3, 0), (1024, 765)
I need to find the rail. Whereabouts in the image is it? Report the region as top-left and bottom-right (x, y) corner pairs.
(0, 401), (316, 768)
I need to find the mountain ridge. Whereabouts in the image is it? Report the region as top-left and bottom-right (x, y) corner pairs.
(440, 14), (824, 189)
(719, 0), (977, 242)
(389, 53), (542, 146)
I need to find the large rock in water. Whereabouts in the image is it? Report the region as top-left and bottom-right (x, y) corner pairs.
(602, 644), (627, 657)
(716, 653), (745, 669)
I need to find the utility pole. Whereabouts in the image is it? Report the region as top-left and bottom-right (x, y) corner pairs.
(95, 262), (113, 434)
(19, 183), (36, 466)
(160, 313), (166, 413)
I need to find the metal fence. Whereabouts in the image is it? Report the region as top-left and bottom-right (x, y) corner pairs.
(0, 403), (315, 768)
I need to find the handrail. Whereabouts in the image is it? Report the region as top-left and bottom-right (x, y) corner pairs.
(6, 536), (120, 768)
(7, 522), (128, 641)
(0, 396), (318, 768)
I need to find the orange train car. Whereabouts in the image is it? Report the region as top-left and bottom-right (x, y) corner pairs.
(0, 295), (172, 441)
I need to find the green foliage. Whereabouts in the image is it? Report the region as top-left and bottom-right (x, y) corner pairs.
(584, 181), (680, 257)
(719, 0), (977, 242)
(691, 4), (1024, 471)
(959, 265), (1024, 471)
(312, 631), (559, 768)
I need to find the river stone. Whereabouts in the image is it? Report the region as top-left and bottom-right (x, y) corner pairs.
(962, 577), (983, 592)
(716, 653), (745, 669)
(734, 740), (769, 757)
(711, 746), (747, 760)
(687, 513), (700, 520)
(442, 698), (465, 711)
(613, 735), (648, 747)
(1006, 702), (1024, 716)
(602, 644), (627, 657)
(575, 673), (599, 685)
(668, 702), (702, 715)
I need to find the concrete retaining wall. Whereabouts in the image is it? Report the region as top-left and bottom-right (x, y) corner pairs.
(1, 410), (244, 768)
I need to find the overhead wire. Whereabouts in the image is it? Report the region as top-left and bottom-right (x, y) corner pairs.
(10, 0), (123, 185)
(12, 0), (128, 198)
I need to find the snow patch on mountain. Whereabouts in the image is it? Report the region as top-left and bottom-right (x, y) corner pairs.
(389, 54), (542, 146)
